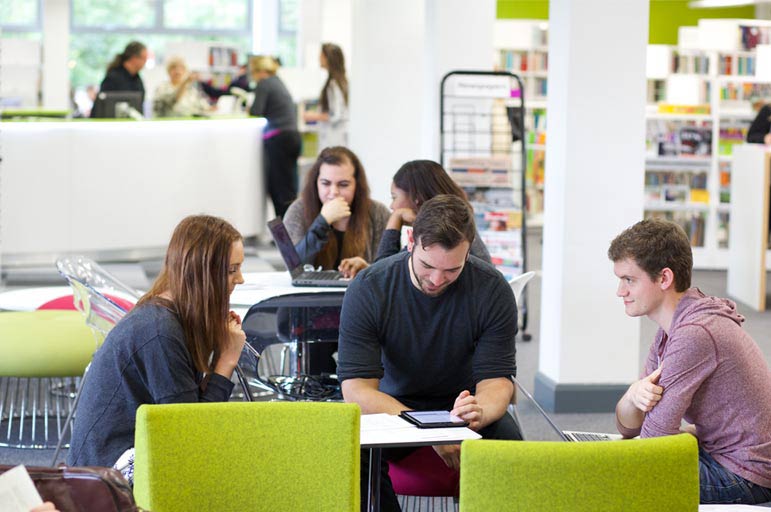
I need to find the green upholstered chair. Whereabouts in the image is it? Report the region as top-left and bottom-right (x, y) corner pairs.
(0, 310), (95, 448)
(459, 433), (698, 512)
(133, 401), (361, 512)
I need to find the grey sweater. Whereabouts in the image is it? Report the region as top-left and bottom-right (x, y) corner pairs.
(249, 75), (297, 133)
(67, 303), (234, 468)
(283, 198), (390, 266)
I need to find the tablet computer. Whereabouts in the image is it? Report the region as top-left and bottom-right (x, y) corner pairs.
(399, 410), (469, 429)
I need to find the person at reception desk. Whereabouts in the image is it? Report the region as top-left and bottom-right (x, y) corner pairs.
(610, 219), (771, 505)
(153, 56), (212, 118)
(338, 195), (522, 511)
(92, 41), (147, 117)
(249, 55), (301, 218)
(67, 215), (246, 485)
(284, 146), (389, 278)
(376, 159), (491, 263)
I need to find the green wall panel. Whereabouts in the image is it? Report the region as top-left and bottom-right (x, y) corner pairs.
(496, 0), (756, 44)
(497, 0), (548, 20)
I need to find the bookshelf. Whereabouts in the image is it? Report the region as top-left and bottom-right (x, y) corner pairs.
(644, 19), (771, 269)
(494, 19), (548, 227)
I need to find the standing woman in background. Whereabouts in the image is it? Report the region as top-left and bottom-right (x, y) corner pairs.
(250, 56), (302, 218)
(92, 41), (147, 117)
(304, 43), (349, 150)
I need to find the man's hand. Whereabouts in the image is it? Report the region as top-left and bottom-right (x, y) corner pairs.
(339, 257), (368, 278)
(626, 366), (663, 413)
(320, 197), (351, 225)
(451, 390), (484, 431)
(433, 444), (461, 470)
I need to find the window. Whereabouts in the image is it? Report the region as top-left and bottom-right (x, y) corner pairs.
(0, 0), (41, 29)
(69, 0), (253, 89)
(277, 0), (299, 67)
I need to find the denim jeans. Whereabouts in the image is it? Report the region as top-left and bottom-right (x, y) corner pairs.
(699, 447), (771, 505)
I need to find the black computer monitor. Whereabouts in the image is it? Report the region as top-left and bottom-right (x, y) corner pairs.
(90, 91), (143, 119)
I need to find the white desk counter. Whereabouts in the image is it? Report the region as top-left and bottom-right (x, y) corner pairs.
(1, 118), (265, 263)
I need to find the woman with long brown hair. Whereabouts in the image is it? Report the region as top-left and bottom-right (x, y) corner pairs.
(376, 159), (491, 262)
(304, 43), (349, 149)
(67, 215), (246, 480)
(283, 146), (389, 278)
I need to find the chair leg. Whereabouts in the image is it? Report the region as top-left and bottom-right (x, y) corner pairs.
(51, 363), (90, 467)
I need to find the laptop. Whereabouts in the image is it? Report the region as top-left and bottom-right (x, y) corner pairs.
(267, 218), (349, 288)
(513, 378), (622, 442)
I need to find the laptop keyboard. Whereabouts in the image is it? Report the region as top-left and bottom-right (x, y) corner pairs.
(299, 271), (340, 280)
(569, 432), (613, 442)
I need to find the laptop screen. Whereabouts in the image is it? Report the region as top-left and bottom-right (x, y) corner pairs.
(267, 218), (302, 271)
(513, 379), (567, 442)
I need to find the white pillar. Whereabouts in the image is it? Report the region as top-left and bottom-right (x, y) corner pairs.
(42, 0), (70, 109)
(349, 0), (494, 206)
(536, 0), (648, 412)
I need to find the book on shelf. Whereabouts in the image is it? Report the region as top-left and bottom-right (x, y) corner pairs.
(679, 126), (712, 157)
(740, 25), (771, 50)
(656, 104), (710, 115)
(647, 119), (712, 158)
(719, 161), (731, 203)
(717, 212), (730, 249)
(450, 156), (513, 188)
(645, 210), (706, 247)
(718, 125), (749, 156)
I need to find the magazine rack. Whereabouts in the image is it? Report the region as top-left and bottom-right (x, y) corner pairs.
(440, 70), (531, 339)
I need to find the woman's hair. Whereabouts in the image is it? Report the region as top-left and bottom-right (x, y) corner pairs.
(107, 41), (147, 72)
(250, 55), (280, 76)
(393, 160), (467, 208)
(301, 146), (371, 269)
(165, 55), (187, 73)
(319, 43), (349, 112)
(137, 215), (242, 373)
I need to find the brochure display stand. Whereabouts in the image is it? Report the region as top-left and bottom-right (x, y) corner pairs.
(440, 70), (530, 338)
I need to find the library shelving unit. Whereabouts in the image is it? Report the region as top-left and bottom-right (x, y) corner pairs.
(439, 70), (531, 336)
(494, 19), (547, 227)
(644, 19), (771, 269)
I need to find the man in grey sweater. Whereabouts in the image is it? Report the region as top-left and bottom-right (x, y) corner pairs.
(609, 219), (771, 505)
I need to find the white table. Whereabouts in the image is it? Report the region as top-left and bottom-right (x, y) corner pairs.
(360, 413), (481, 512)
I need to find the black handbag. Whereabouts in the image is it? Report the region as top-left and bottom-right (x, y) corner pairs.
(0, 465), (142, 512)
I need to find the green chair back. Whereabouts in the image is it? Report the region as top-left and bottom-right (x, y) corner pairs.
(459, 433), (698, 512)
(133, 401), (360, 512)
(0, 311), (95, 377)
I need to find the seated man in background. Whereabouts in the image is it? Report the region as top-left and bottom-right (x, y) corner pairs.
(609, 219), (771, 505)
(337, 194), (521, 512)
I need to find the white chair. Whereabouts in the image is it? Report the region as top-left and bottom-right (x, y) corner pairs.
(508, 271), (536, 341)
(51, 256), (139, 465)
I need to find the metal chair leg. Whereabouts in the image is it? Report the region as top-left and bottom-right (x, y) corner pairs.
(51, 363), (90, 467)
